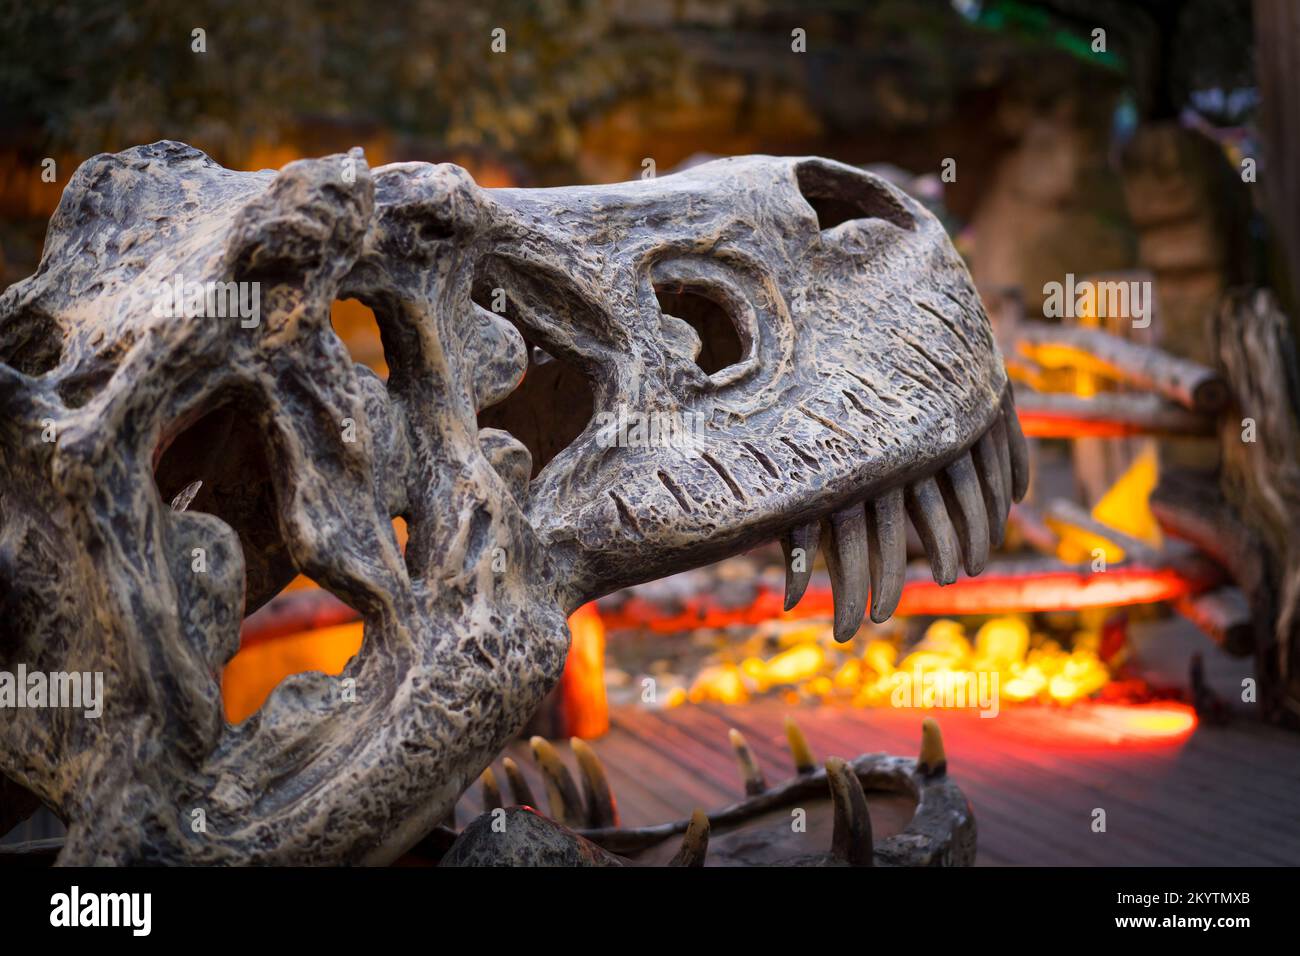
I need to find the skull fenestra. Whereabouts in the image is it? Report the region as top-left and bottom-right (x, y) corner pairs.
(0, 142), (1024, 864)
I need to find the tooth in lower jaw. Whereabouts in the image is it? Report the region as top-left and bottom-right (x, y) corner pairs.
(529, 736), (586, 828)
(992, 417), (1014, 523)
(905, 476), (960, 585)
(502, 756), (537, 809)
(480, 766), (502, 812)
(821, 503), (870, 642)
(780, 521), (821, 611)
(571, 737), (619, 828)
(785, 715), (817, 775)
(1001, 391), (1030, 502)
(826, 756), (874, 866)
(668, 809), (710, 867)
(973, 429), (1009, 549)
(867, 489), (907, 622)
(939, 453), (990, 576)
(918, 716), (948, 777)
(728, 728), (768, 796)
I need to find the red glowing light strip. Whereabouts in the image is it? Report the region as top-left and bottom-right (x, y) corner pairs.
(240, 560), (1222, 642)
(598, 560), (1221, 633)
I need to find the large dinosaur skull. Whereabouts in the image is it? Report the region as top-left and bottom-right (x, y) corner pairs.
(0, 142), (1023, 864)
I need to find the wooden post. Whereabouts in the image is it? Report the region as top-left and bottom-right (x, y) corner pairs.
(1016, 323), (1228, 413)
(1255, 0), (1300, 310)
(1209, 289), (1300, 722)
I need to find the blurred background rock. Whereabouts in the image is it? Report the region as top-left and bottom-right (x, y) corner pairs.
(1, 0), (1276, 312)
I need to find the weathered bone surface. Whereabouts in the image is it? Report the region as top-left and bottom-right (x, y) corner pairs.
(0, 142), (1019, 864)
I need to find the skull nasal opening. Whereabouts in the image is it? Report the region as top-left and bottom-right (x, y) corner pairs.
(794, 160), (916, 231)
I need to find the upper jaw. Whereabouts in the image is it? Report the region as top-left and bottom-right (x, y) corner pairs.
(487, 159), (1016, 614)
(535, 382), (1027, 624)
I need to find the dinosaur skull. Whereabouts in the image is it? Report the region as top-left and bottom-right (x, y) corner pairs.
(474, 156), (1024, 626)
(0, 142), (1022, 864)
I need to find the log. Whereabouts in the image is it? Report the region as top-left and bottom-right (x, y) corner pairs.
(1017, 321), (1228, 412)
(1042, 498), (1163, 563)
(1150, 466), (1263, 590)
(1013, 388), (1215, 438)
(1175, 587), (1254, 657)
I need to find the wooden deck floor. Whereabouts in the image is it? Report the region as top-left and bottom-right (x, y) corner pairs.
(466, 701), (1300, 866)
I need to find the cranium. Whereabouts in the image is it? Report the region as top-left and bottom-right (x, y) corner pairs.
(0, 141), (1023, 864)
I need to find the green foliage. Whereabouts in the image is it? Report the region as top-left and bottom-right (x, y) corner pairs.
(0, 0), (681, 169)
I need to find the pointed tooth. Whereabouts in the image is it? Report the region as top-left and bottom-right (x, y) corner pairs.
(529, 736), (585, 828)
(822, 503), (870, 642)
(502, 756), (537, 809)
(170, 479), (202, 513)
(1001, 391), (1030, 502)
(480, 766), (502, 812)
(974, 429), (1009, 549)
(825, 757), (874, 866)
(780, 521), (821, 611)
(867, 489), (907, 622)
(905, 476), (960, 585)
(785, 715), (817, 775)
(571, 737), (620, 828)
(939, 453), (989, 576)
(668, 809), (710, 867)
(728, 728), (768, 796)
(919, 716), (947, 777)
(992, 417), (1013, 524)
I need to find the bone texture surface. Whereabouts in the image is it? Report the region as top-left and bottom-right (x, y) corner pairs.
(0, 142), (1019, 864)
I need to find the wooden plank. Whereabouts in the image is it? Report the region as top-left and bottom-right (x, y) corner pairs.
(826, 707), (1300, 866)
(725, 703), (1293, 866)
(466, 704), (1300, 866)
(698, 704), (1100, 865)
(782, 707), (1187, 866)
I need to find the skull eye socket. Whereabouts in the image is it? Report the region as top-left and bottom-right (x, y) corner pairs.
(473, 291), (596, 480)
(795, 159), (915, 232)
(153, 394), (295, 616)
(653, 285), (745, 377)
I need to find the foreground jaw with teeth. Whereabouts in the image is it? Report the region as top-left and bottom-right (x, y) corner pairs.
(445, 715), (972, 867)
(783, 387), (1030, 642)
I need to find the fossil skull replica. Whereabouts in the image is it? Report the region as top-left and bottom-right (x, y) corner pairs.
(0, 141), (1025, 864)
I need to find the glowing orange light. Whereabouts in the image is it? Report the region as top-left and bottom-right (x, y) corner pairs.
(1100, 702), (1198, 739)
(558, 603), (609, 738)
(223, 620), (364, 723)
(675, 616), (1122, 710)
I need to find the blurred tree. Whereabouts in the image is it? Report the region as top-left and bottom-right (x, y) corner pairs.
(0, 0), (683, 176)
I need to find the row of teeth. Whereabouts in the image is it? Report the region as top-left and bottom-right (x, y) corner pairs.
(780, 390), (1029, 642)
